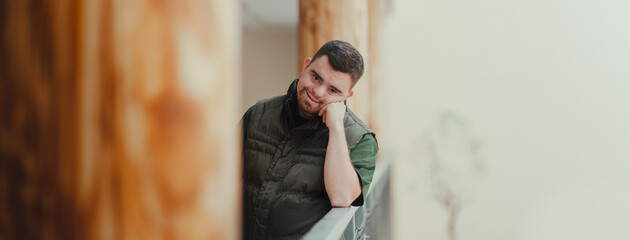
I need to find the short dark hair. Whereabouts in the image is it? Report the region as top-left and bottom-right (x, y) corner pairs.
(311, 40), (364, 87)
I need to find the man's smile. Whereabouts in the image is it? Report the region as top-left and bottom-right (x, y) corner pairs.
(306, 91), (320, 104)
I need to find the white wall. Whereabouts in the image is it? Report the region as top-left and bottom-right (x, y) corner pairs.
(382, 0), (630, 239)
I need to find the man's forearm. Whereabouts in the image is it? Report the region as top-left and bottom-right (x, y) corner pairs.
(324, 125), (362, 207)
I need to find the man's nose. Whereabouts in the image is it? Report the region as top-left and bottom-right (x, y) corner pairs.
(313, 85), (326, 98)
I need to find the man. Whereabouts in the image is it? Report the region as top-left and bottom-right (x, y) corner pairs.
(241, 40), (378, 240)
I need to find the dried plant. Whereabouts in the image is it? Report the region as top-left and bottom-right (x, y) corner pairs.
(420, 112), (485, 240)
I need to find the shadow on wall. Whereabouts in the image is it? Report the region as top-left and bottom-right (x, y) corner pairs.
(418, 112), (486, 240)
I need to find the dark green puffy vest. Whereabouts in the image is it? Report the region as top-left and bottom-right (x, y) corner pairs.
(243, 80), (373, 240)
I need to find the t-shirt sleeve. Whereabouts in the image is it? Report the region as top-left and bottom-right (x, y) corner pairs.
(349, 133), (378, 206)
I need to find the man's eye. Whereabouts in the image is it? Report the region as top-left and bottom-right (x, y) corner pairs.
(314, 75), (320, 81)
(330, 88), (338, 93)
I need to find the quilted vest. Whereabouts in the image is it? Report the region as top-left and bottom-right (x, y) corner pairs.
(242, 80), (373, 240)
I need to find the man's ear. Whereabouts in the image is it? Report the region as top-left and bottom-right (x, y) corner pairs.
(347, 91), (354, 98)
(302, 58), (311, 73)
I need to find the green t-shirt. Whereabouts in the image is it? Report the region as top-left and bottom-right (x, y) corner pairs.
(241, 107), (378, 204)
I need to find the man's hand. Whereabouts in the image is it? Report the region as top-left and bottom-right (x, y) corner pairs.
(318, 101), (346, 130)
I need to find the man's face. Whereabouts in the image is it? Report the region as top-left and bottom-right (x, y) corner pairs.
(296, 55), (354, 119)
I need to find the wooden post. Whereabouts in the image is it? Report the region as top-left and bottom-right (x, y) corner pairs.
(368, 0), (384, 146)
(298, 0), (371, 125)
(0, 0), (240, 239)
(0, 1), (82, 239)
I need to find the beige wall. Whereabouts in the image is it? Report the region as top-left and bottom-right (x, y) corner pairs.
(241, 27), (298, 114)
(383, 0), (630, 239)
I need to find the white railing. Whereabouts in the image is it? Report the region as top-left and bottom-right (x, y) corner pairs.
(302, 154), (392, 240)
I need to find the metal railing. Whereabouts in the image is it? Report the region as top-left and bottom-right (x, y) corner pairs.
(302, 154), (392, 240)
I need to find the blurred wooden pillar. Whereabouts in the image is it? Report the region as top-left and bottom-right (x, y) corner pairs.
(0, 1), (82, 239)
(0, 0), (240, 239)
(298, 0), (371, 125)
(368, 0), (384, 141)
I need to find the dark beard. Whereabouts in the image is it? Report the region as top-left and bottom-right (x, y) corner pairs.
(296, 90), (318, 119)
(296, 101), (317, 119)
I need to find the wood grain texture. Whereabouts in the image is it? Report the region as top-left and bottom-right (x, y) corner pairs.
(298, 0), (371, 126)
(368, 0), (384, 153)
(0, 1), (81, 239)
(0, 0), (240, 239)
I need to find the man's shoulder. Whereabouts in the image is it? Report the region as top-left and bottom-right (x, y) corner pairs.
(251, 94), (287, 112)
(343, 108), (375, 149)
(252, 94), (287, 108)
(344, 108), (373, 134)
